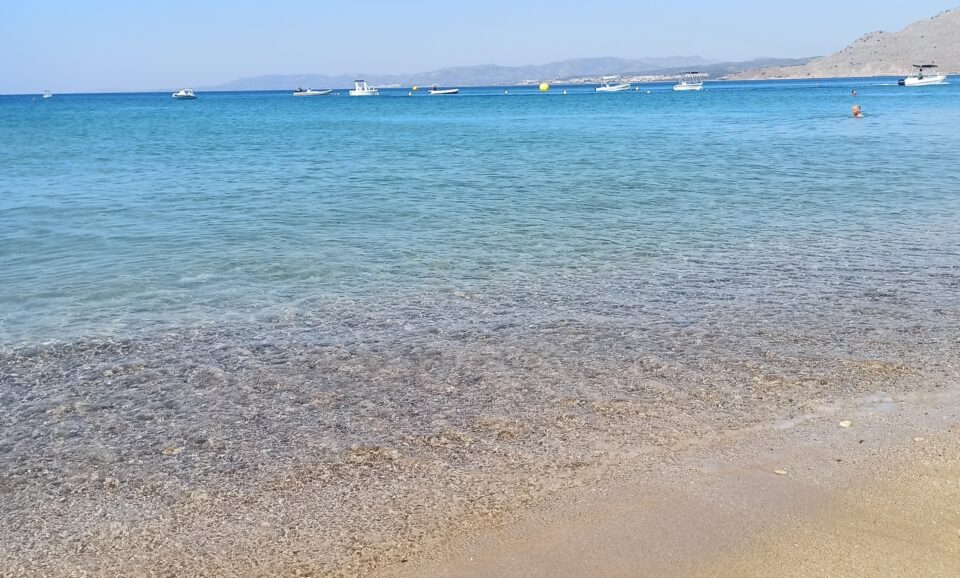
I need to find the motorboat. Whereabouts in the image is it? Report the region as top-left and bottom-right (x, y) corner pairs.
(293, 87), (333, 96)
(595, 76), (631, 92)
(42, 90), (53, 99)
(673, 71), (705, 91)
(428, 86), (460, 95)
(172, 88), (197, 99)
(349, 80), (379, 96)
(898, 64), (947, 86)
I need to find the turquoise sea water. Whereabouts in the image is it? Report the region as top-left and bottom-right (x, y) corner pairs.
(1, 79), (959, 345)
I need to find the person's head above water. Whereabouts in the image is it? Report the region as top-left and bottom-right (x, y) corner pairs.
(852, 104), (863, 118)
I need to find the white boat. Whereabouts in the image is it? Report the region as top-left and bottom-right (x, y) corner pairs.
(172, 88), (197, 100)
(428, 86), (460, 95)
(293, 87), (333, 96)
(595, 77), (631, 92)
(349, 80), (379, 96)
(899, 64), (947, 86)
(42, 90), (53, 99)
(673, 72), (705, 91)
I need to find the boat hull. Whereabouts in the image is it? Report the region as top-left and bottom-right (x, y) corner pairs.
(349, 90), (379, 96)
(673, 83), (703, 91)
(428, 89), (460, 95)
(899, 75), (947, 86)
(595, 84), (631, 92)
(172, 95), (197, 100)
(293, 90), (333, 96)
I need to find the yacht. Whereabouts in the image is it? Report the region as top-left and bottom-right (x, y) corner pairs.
(899, 64), (947, 86)
(595, 77), (631, 92)
(293, 87), (333, 96)
(673, 72), (705, 91)
(349, 80), (379, 96)
(172, 88), (197, 100)
(42, 90), (53, 99)
(428, 86), (460, 95)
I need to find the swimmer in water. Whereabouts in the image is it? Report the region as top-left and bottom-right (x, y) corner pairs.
(851, 89), (857, 96)
(852, 104), (863, 118)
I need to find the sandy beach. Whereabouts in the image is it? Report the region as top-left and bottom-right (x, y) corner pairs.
(378, 385), (960, 578)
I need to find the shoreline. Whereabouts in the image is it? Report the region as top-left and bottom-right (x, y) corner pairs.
(376, 384), (960, 577)
(3, 320), (957, 577)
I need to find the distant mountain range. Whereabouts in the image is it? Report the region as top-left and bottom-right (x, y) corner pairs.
(204, 56), (812, 91)
(729, 8), (960, 79)
(207, 8), (960, 89)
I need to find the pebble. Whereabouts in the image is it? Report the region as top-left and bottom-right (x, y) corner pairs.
(774, 469), (788, 475)
(914, 437), (925, 442)
(839, 420), (852, 429)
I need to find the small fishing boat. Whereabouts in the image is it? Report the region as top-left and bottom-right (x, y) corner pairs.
(349, 80), (379, 96)
(595, 76), (631, 92)
(428, 86), (460, 95)
(42, 90), (53, 99)
(293, 87), (333, 96)
(673, 71), (705, 91)
(898, 64), (947, 86)
(172, 88), (197, 100)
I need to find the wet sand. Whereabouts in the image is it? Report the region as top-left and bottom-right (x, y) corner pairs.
(377, 385), (960, 578)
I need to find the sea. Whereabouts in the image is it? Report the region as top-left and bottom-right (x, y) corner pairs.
(3, 78), (960, 574)
(2, 78), (958, 348)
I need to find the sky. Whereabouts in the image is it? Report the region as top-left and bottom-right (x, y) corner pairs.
(1, 0), (957, 93)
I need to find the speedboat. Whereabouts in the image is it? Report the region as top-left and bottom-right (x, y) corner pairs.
(428, 86), (460, 95)
(293, 87), (333, 96)
(899, 64), (947, 86)
(42, 90), (53, 99)
(673, 71), (705, 91)
(172, 88), (197, 100)
(349, 80), (379, 96)
(595, 77), (631, 92)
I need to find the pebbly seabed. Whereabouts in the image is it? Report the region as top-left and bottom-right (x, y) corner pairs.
(2, 280), (959, 575)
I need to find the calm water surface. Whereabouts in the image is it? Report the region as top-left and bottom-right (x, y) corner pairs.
(1, 79), (959, 345)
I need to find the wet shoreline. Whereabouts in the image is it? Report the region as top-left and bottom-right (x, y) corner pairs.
(2, 291), (958, 575)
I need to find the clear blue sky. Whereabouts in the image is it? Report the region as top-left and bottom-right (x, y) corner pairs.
(1, 1), (956, 93)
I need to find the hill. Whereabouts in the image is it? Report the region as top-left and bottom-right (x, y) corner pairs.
(728, 8), (960, 79)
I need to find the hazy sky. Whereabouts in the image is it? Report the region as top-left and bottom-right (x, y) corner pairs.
(2, 1), (957, 93)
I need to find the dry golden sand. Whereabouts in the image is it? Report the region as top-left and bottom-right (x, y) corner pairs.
(378, 386), (960, 578)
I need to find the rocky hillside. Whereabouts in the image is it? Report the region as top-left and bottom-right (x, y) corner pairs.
(729, 8), (960, 79)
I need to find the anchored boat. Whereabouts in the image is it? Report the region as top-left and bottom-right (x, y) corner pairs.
(428, 86), (460, 95)
(349, 80), (379, 96)
(899, 64), (947, 86)
(595, 76), (631, 92)
(172, 88), (197, 100)
(293, 87), (333, 96)
(673, 72), (705, 91)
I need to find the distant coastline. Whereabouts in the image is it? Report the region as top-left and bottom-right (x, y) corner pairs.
(4, 75), (937, 97)
(199, 57), (811, 93)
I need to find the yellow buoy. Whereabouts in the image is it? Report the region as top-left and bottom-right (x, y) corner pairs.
(412, 86), (419, 92)
(539, 82), (550, 92)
